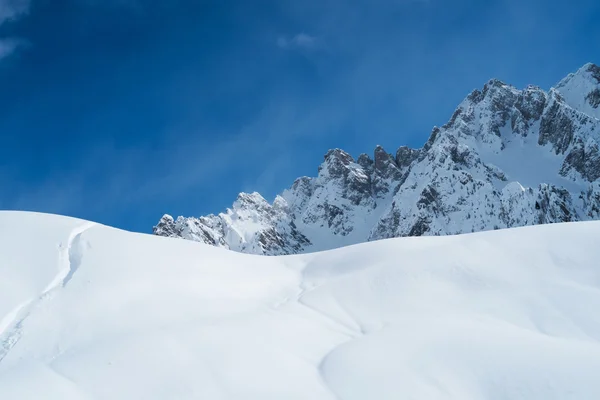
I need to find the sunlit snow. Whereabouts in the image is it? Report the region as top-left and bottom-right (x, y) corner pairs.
(1, 211), (600, 399)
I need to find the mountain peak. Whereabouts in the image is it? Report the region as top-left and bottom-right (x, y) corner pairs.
(155, 64), (600, 255)
(235, 192), (268, 205)
(557, 62), (600, 85)
(373, 145), (399, 173)
(356, 153), (374, 170)
(319, 148), (360, 180)
(153, 214), (176, 237)
(484, 78), (508, 89)
(323, 148), (354, 164)
(554, 63), (600, 119)
(582, 62), (600, 80)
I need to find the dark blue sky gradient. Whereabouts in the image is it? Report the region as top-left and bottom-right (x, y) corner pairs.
(0, 0), (598, 232)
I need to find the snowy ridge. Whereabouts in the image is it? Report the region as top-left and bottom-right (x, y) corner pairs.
(155, 63), (600, 255)
(555, 63), (600, 120)
(2, 212), (600, 399)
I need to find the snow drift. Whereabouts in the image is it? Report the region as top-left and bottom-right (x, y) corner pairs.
(2, 211), (600, 399)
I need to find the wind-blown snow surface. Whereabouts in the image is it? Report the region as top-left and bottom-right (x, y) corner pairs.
(2, 211), (600, 399)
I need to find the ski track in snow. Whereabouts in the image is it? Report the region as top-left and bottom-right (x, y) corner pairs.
(0, 222), (95, 363)
(61, 223), (95, 287)
(3, 212), (600, 398)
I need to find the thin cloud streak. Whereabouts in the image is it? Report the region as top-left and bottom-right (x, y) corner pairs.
(0, 38), (19, 59)
(0, 0), (29, 59)
(0, 0), (29, 24)
(277, 33), (318, 49)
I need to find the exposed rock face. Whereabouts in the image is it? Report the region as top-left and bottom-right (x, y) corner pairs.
(154, 63), (600, 255)
(154, 193), (310, 255)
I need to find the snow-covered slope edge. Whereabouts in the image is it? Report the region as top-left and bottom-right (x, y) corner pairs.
(2, 211), (600, 399)
(155, 62), (600, 255)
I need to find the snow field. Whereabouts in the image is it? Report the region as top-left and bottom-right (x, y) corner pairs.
(1, 211), (600, 399)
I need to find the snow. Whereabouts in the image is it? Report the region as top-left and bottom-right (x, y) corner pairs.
(155, 64), (600, 256)
(555, 63), (600, 120)
(481, 122), (584, 192)
(2, 211), (600, 399)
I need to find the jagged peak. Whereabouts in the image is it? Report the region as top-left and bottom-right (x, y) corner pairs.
(318, 148), (360, 178)
(482, 79), (520, 102)
(459, 84), (504, 113)
(234, 192), (269, 208)
(482, 78), (515, 95)
(357, 153), (374, 169)
(578, 63), (600, 81)
(556, 62), (600, 88)
(373, 145), (388, 158)
(485, 78), (507, 88)
(460, 79), (522, 116)
(323, 148), (354, 164)
(553, 63), (600, 117)
(374, 145), (390, 155)
(158, 214), (174, 223)
(373, 145), (397, 171)
(153, 214), (178, 237)
(585, 63), (600, 80)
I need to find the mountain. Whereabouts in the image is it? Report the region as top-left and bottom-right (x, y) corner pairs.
(2, 211), (600, 399)
(154, 63), (600, 255)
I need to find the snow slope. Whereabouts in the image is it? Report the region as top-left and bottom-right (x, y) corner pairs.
(2, 211), (600, 399)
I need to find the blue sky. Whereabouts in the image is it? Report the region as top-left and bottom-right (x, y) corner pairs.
(0, 0), (598, 233)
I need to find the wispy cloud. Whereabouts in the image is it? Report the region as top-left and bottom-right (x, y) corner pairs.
(0, 38), (19, 59)
(0, 0), (30, 60)
(277, 33), (318, 50)
(0, 0), (29, 24)
(76, 0), (143, 11)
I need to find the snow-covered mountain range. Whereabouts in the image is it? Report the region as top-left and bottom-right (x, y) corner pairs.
(154, 63), (600, 255)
